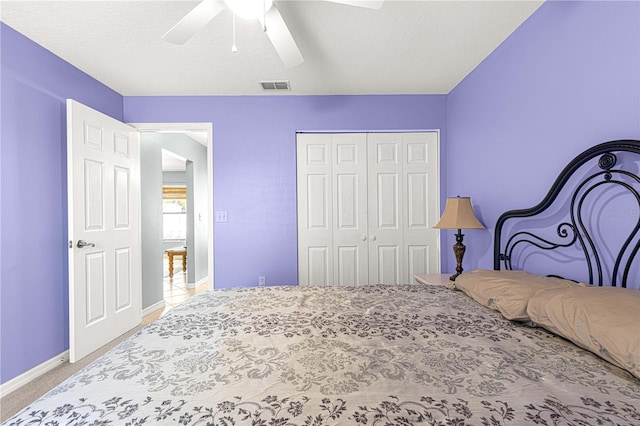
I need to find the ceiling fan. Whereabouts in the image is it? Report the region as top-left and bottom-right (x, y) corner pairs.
(162, 0), (384, 68)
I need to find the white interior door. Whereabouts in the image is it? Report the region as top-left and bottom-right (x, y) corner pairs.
(367, 132), (440, 284)
(67, 99), (141, 362)
(332, 134), (368, 286)
(367, 133), (404, 284)
(297, 133), (334, 285)
(402, 132), (440, 281)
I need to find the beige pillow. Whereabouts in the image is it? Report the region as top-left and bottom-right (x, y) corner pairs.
(453, 269), (584, 321)
(528, 286), (640, 378)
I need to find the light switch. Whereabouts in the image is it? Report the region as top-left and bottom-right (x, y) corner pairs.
(215, 211), (228, 223)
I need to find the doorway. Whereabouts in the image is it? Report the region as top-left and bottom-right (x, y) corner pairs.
(160, 150), (207, 309)
(133, 123), (214, 317)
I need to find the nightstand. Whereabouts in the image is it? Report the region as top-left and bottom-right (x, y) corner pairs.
(413, 273), (451, 286)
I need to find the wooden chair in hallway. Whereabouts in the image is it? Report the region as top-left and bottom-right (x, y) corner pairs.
(165, 246), (186, 278)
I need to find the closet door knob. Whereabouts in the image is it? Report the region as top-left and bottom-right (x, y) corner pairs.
(361, 235), (367, 241)
(371, 235), (377, 241)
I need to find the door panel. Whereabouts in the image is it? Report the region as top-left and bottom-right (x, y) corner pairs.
(84, 121), (103, 150)
(332, 134), (368, 286)
(377, 245), (399, 284)
(402, 132), (440, 280)
(85, 252), (106, 324)
(307, 174), (330, 228)
(297, 134), (333, 285)
(376, 142), (398, 164)
(337, 246), (360, 286)
(307, 246), (330, 285)
(114, 166), (131, 228)
(336, 174), (357, 229)
(114, 132), (130, 158)
(407, 173), (426, 226)
(84, 159), (104, 230)
(115, 248), (132, 311)
(68, 99), (141, 362)
(368, 133), (404, 284)
(408, 245), (429, 279)
(376, 173), (399, 228)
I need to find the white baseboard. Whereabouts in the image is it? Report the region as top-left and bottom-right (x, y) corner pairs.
(186, 276), (208, 290)
(142, 299), (166, 317)
(0, 351), (70, 397)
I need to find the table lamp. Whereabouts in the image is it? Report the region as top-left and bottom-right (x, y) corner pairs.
(433, 196), (485, 281)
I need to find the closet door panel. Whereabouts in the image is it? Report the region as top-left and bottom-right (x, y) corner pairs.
(408, 245), (430, 279)
(336, 174), (358, 228)
(407, 173), (427, 227)
(376, 173), (399, 228)
(403, 132), (440, 281)
(297, 134), (334, 285)
(377, 245), (400, 284)
(307, 247), (330, 286)
(337, 246), (360, 286)
(368, 133), (404, 284)
(333, 133), (368, 286)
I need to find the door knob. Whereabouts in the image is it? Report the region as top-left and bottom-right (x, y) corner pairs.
(77, 240), (95, 248)
(361, 235), (367, 241)
(371, 235), (377, 241)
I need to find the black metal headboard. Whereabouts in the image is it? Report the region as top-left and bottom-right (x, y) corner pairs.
(494, 140), (640, 288)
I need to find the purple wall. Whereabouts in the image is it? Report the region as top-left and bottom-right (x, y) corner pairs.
(445, 0), (640, 279)
(0, 23), (124, 384)
(124, 95), (447, 289)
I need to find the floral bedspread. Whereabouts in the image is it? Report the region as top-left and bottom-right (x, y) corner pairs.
(5, 285), (640, 425)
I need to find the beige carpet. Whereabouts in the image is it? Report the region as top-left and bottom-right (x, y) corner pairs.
(0, 323), (148, 422)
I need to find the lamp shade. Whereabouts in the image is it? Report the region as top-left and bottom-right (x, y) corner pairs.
(433, 197), (485, 230)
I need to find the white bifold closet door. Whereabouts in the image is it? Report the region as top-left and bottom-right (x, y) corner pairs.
(297, 132), (439, 286)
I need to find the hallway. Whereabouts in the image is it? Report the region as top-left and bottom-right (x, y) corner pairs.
(143, 254), (208, 323)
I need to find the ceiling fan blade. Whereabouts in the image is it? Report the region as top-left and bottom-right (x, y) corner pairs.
(162, 0), (226, 44)
(323, 0), (384, 10)
(261, 6), (304, 68)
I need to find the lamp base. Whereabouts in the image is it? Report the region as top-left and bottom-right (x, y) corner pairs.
(450, 229), (466, 281)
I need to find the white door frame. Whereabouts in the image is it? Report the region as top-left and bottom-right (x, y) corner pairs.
(130, 122), (214, 291)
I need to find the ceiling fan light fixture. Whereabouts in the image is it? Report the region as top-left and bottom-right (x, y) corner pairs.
(225, 0), (273, 20)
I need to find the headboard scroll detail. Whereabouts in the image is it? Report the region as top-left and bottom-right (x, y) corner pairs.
(494, 140), (640, 287)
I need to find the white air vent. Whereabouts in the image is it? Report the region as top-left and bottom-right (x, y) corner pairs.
(260, 81), (291, 91)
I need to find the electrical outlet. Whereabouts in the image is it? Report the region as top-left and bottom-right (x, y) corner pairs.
(258, 276), (266, 287)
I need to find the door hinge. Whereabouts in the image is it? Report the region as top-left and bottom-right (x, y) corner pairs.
(69, 240), (73, 249)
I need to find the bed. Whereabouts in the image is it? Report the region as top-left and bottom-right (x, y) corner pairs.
(4, 140), (640, 425)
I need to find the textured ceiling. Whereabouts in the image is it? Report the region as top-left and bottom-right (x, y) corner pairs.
(0, 0), (544, 96)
